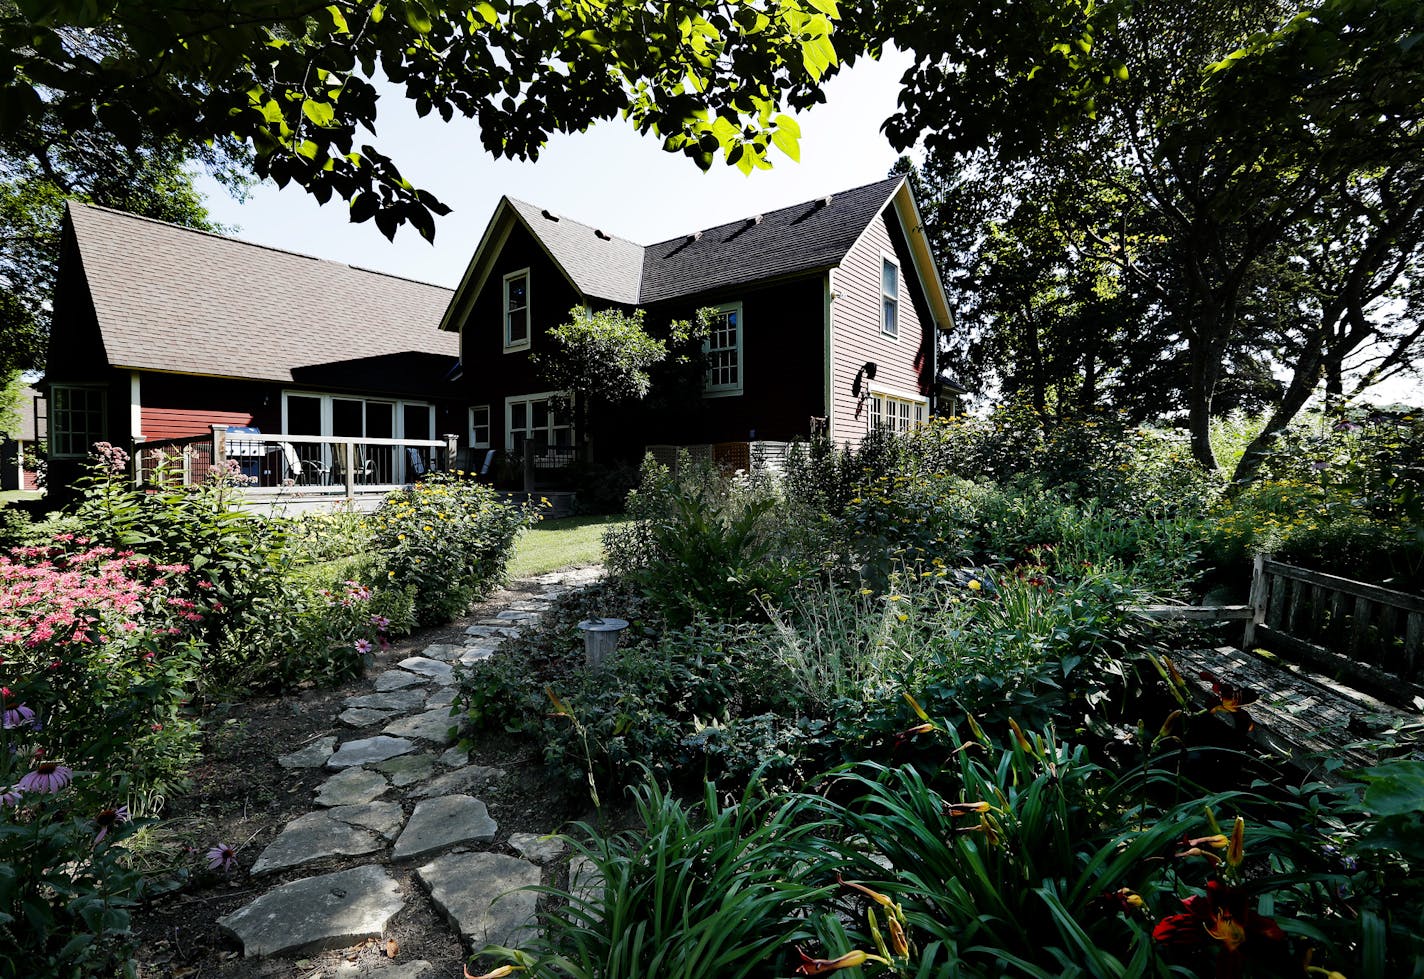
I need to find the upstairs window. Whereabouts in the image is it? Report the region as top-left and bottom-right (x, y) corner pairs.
(881, 255), (900, 338)
(504, 269), (530, 351)
(50, 384), (107, 458)
(704, 302), (743, 397)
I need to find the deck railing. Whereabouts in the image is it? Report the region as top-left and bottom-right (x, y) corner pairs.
(135, 427), (458, 498)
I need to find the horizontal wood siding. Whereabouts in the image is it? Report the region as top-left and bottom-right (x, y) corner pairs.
(829, 206), (933, 442)
(455, 220), (586, 448)
(140, 408), (255, 440)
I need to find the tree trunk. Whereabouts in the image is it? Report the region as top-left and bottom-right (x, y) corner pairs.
(1231, 342), (1326, 485)
(1185, 335), (1220, 471)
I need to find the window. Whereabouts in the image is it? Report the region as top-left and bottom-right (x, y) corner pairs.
(869, 391), (927, 434)
(504, 269), (530, 351)
(881, 255), (900, 338)
(703, 302), (743, 397)
(50, 384), (107, 458)
(469, 405), (491, 449)
(282, 392), (431, 440)
(506, 392), (573, 454)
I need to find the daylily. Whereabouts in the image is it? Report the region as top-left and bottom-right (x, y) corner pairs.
(793, 947), (890, 975)
(1104, 887), (1144, 910)
(1154, 879), (1285, 978)
(837, 873), (895, 909)
(1201, 672), (1258, 732)
(945, 801), (993, 817)
(464, 966), (522, 979)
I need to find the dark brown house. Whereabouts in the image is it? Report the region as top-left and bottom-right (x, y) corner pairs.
(43, 204), (463, 496)
(440, 175), (955, 464)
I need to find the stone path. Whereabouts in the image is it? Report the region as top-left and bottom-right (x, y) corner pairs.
(219, 567), (602, 967)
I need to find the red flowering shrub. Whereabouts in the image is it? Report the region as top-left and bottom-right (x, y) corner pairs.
(0, 538), (207, 794)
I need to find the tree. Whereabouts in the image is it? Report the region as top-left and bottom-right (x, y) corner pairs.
(908, 0), (1424, 478)
(0, 128), (247, 377)
(533, 305), (710, 456)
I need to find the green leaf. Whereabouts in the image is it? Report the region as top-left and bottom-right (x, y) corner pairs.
(404, 1), (432, 33)
(301, 99), (335, 128)
(326, 4), (349, 33)
(474, 1), (497, 25)
(770, 124), (800, 162)
(1357, 761), (1424, 816)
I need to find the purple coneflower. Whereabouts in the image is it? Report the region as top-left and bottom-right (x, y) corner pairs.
(355, 638), (372, 655)
(17, 761), (73, 794)
(207, 842), (238, 873)
(94, 805), (131, 843)
(1, 786), (21, 806)
(1, 688), (35, 729)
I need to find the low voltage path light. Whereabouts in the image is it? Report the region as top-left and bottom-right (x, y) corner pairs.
(577, 616), (629, 669)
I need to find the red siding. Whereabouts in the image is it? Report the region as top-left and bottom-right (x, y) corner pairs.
(140, 408), (254, 440)
(829, 207), (933, 442)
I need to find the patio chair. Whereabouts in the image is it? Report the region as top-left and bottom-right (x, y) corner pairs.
(405, 446), (428, 478)
(279, 442), (308, 484)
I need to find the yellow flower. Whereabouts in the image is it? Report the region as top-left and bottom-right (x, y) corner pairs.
(967, 579), (982, 591)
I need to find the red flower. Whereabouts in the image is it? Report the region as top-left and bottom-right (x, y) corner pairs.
(1200, 673), (1258, 732)
(1153, 880), (1284, 978)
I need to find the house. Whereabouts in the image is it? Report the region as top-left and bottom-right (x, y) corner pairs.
(42, 175), (957, 499)
(0, 384), (46, 492)
(440, 175), (955, 466)
(42, 204), (465, 499)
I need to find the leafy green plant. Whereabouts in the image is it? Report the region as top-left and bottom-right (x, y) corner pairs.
(370, 471), (542, 625)
(475, 774), (831, 979)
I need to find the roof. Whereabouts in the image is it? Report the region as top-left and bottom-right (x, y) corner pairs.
(66, 204), (457, 386)
(442, 176), (924, 330)
(505, 199), (644, 305)
(639, 176), (905, 303)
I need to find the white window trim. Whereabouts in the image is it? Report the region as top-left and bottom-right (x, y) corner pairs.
(703, 300), (745, 399)
(504, 390), (574, 452)
(469, 405), (491, 450)
(280, 391), (433, 439)
(868, 385), (928, 434)
(49, 382), (108, 459)
(503, 267), (531, 352)
(880, 250), (901, 341)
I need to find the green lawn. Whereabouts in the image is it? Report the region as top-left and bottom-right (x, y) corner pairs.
(0, 490), (42, 505)
(509, 513), (628, 578)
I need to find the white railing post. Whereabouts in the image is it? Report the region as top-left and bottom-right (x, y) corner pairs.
(344, 439), (356, 499)
(443, 433), (459, 471)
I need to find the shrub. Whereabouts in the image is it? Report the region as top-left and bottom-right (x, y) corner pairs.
(370, 472), (541, 625)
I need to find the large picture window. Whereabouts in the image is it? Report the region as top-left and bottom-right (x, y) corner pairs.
(505, 392), (573, 454)
(881, 255), (900, 339)
(703, 302), (743, 397)
(869, 391), (926, 434)
(504, 268), (530, 351)
(50, 384), (107, 458)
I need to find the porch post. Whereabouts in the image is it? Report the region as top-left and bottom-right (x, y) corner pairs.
(1244, 552), (1269, 649)
(443, 433), (459, 471)
(344, 439), (356, 499)
(210, 425), (227, 484)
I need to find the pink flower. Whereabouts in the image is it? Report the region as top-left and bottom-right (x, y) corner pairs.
(1, 688), (35, 729)
(18, 762), (73, 794)
(1, 786), (21, 806)
(370, 615), (390, 631)
(355, 638), (373, 655)
(207, 842), (238, 872)
(94, 805), (130, 843)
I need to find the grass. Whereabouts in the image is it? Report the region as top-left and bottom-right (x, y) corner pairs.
(0, 490), (42, 505)
(509, 513), (628, 578)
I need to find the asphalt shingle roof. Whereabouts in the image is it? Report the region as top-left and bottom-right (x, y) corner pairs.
(639, 176), (904, 303)
(67, 203), (457, 386)
(501, 176), (905, 305)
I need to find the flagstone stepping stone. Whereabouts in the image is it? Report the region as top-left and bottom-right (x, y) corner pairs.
(408, 764), (505, 800)
(345, 688), (427, 712)
(383, 708), (456, 744)
(438, 746), (469, 768)
(391, 795), (497, 861)
(217, 865), (404, 958)
(373, 752), (437, 787)
(417, 851), (540, 950)
(326, 736), (416, 770)
(397, 657), (454, 685)
(374, 670), (426, 692)
(457, 647), (495, 666)
(504, 600), (548, 612)
(326, 801), (405, 840)
(278, 736), (337, 770)
(464, 624), (519, 639)
(509, 832), (564, 866)
(473, 618), (521, 630)
(353, 962), (434, 979)
(418, 643), (463, 662)
(251, 811), (383, 876)
(316, 768), (390, 807)
(568, 855), (605, 909)
(340, 708), (394, 728)
(495, 610), (538, 622)
(425, 687), (458, 709)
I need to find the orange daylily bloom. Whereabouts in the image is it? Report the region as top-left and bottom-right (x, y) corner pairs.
(464, 965), (522, 979)
(946, 801), (993, 816)
(886, 914), (911, 957)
